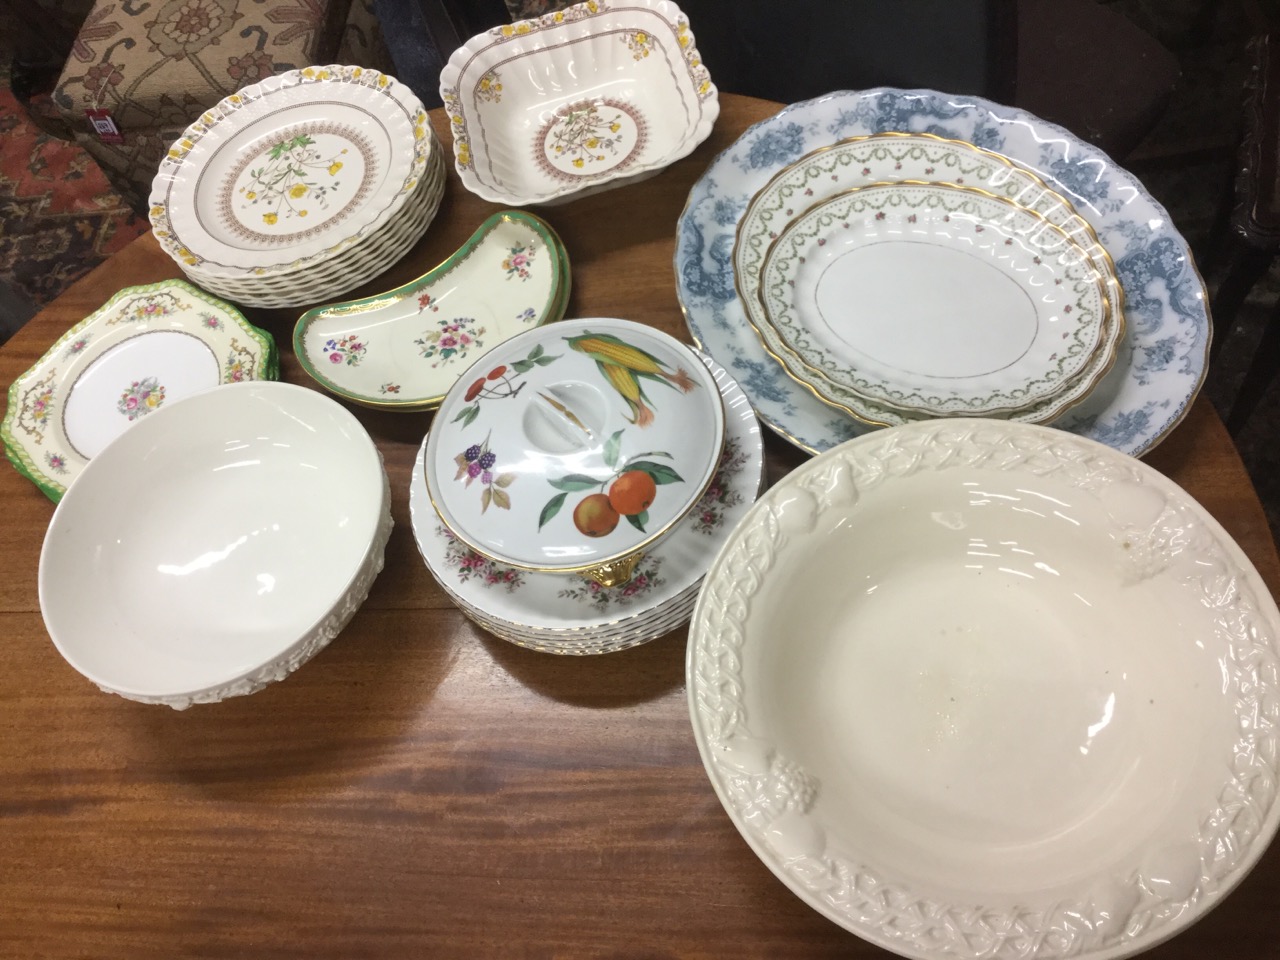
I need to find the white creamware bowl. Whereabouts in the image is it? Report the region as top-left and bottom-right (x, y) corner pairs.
(440, 0), (718, 206)
(39, 382), (391, 709)
(688, 418), (1280, 960)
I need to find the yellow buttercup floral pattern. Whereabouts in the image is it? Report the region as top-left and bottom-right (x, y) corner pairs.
(476, 70), (503, 104)
(547, 103), (627, 170)
(625, 31), (651, 59)
(236, 133), (350, 227)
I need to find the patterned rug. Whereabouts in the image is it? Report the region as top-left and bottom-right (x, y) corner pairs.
(0, 70), (147, 343)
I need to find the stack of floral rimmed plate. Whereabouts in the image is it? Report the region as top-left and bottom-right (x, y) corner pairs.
(409, 319), (763, 655)
(149, 65), (443, 309)
(677, 89), (1212, 458)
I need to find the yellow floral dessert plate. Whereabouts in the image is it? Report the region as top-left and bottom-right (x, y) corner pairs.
(294, 211), (570, 411)
(185, 142), (447, 309)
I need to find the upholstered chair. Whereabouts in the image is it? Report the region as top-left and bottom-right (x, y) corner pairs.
(52, 0), (391, 209)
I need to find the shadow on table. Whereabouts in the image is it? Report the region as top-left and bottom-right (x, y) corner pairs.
(477, 624), (687, 709)
(111, 572), (463, 799)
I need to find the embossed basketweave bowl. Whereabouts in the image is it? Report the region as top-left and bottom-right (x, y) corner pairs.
(39, 382), (391, 709)
(687, 418), (1280, 960)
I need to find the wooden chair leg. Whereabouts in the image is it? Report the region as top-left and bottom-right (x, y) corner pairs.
(1228, 293), (1280, 434)
(1197, 165), (1242, 276)
(1210, 243), (1275, 365)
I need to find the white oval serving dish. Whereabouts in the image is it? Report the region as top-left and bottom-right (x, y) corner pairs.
(757, 181), (1112, 421)
(39, 382), (391, 709)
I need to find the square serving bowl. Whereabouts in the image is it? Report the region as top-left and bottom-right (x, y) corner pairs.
(440, 0), (718, 206)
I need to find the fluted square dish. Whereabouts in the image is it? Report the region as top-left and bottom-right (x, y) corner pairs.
(440, 0), (718, 206)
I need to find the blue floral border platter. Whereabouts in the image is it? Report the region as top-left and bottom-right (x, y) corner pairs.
(675, 88), (1210, 457)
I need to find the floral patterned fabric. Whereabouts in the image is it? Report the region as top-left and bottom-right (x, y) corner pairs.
(502, 0), (571, 20)
(335, 0), (391, 74)
(52, 0), (388, 208)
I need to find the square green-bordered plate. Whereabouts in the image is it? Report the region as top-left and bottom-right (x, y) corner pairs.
(3, 279), (277, 502)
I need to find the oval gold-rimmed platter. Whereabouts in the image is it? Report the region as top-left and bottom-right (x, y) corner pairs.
(755, 180), (1117, 422)
(677, 90), (1205, 458)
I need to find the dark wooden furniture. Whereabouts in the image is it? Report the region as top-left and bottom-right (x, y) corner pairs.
(1209, 33), (1280, 433)
(2, 94), (1278, 959)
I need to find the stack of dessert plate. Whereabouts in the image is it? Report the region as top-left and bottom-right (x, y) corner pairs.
(737, 142), (1126, 428)
(677, 89), (1212, 458)
(409, 320), (764, 655)
(150, 65), (443, 309)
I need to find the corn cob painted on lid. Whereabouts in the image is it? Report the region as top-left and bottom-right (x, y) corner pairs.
(423, 318), (726, 580)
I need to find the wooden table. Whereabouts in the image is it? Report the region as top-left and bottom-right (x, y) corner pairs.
(3, 94), (1278, 959)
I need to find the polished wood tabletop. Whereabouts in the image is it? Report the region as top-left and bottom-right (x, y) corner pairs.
(3, 94), (1278, 959)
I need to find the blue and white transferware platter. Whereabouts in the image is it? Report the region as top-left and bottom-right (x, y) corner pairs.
(676, 88), (1210, 457)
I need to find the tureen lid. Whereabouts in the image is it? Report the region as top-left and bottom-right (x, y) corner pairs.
(424, 318), (725, 576)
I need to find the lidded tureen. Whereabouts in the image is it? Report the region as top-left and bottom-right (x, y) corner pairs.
(424, 318), (725, 586)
